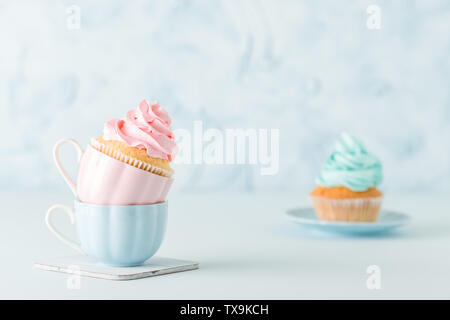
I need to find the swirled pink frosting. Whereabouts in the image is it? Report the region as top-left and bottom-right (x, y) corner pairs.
(102, 99), (177, 161)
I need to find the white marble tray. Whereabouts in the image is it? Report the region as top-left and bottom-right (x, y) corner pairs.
(34, 255), (199, 280)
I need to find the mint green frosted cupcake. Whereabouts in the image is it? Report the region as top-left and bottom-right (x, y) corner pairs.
(310, 133), (383, 222)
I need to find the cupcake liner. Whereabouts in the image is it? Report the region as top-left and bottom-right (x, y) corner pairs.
(310, 196), (383, 222)
(91, 138), (173, 178)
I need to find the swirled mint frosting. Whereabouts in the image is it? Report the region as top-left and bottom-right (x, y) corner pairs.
(316, 133), (383, 192)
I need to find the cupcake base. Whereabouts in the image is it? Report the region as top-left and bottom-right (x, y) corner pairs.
(91, 137), (173, 177)
(311, 196), (383, 222)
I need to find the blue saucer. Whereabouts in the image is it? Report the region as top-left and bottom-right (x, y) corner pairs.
(285, 208), (411, 235)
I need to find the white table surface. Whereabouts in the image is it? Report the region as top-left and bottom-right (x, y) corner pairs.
(1, 191), (449, 299)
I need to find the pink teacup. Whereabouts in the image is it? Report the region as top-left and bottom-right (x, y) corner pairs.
(53, 138), (173, 205)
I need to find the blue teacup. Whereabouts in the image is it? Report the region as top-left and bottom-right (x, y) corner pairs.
(45, 200), (168, 267)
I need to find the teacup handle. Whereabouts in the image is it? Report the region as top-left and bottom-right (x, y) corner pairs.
(45, 204), (85, 254)
(53, 138), (83, 196)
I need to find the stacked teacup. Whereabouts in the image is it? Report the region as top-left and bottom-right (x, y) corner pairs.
(46, 100), (177, 267)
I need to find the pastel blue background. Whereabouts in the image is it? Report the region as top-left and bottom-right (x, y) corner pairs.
(1, 0), (449, 194)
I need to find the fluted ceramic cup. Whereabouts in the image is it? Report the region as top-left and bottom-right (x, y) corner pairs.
(45, 200), (168, 267)
(53, 138), (173, 205)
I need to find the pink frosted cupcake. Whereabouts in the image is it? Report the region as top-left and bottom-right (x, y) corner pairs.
(91, 99), (177, 177)
(74, 99), (177, 205)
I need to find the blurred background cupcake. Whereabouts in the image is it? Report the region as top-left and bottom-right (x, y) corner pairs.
(310, 133), (383, 222)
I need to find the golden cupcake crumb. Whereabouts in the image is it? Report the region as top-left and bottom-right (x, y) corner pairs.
(93, 136), (173, 177)
(310, 185), (382, 199)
